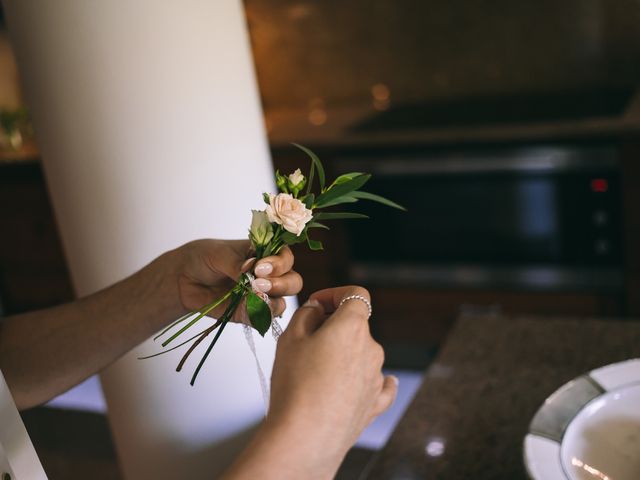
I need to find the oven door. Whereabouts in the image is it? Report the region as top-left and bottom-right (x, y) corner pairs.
(341, 145), (623, 291)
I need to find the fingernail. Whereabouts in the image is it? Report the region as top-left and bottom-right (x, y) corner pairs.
(252, 278), (272, 293)
(389, 375), (399, 387)
(241, 257), (256, 272)
(254, 262), (273, 276)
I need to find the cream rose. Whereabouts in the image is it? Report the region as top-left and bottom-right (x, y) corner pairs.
(266, 193), (313, 236)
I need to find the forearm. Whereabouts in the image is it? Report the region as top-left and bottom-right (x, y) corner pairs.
(222, 414), (347, 480)
(0, 248), (185, 409)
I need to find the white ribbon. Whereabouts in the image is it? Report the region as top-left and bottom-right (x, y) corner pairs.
(243, 273), (283, 414)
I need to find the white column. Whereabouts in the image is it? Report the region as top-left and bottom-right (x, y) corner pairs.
(3, 1), (289, 478)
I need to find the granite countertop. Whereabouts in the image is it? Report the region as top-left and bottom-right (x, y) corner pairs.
(365, 314), (640, 479)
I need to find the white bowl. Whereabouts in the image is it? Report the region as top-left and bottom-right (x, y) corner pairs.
(524, 358), (640, 480)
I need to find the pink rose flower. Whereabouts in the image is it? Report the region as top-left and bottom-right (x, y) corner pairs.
(266, 193), (313, 236)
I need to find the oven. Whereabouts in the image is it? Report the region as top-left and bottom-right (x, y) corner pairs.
(341, 143), (623, 291)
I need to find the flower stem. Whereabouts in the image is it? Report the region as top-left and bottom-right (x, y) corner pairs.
(175, 319), (222, 372)
(190, 290), (244, 385)
(162, 289), (232, 347)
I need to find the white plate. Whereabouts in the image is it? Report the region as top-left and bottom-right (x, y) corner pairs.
(524, 358), (640, 480)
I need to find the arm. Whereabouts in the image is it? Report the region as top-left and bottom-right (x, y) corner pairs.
(0, 239), (301, 410)
(223, 286), (398, 480)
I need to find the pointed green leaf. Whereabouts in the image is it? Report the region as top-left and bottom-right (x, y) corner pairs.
(317, 195), (359, 208)
(306, 158), (315, 195)
(333, 172), (363, 185)
(314, 212), (370, 221)
(303, 193), (315, 209)
(246, 291), (271, 336)
(263, 192), (271, 204)
(351, 191), (407, 210)
(315, 174), (371, 208)
(307, 221), (330, 230)
(293, 143), (325, 191)
(280, 230), (307, 245)
(307, 237), (324, 250)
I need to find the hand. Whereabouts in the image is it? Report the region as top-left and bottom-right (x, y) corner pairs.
(267, 286), (398, 478)
(173, 239), (303, 320)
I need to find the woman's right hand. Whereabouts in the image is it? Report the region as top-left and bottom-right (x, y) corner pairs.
(223, 286), (397, 480)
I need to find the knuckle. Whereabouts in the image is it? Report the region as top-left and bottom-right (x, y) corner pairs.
(279, 246), (294, 265)
(373, 343), (385, 365)
(346, 285), (370, 301)
(344, 316), (369, 336)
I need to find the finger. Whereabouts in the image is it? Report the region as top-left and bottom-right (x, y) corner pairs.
(240, 257), (257, 274)
(253, 270), (303, 297)
(270, 297), (287, 318)
(372, 375), (398, 417)
(286, 299), (327, 337)
(308, 285), (370, 314)
(254, 246), (294, 278)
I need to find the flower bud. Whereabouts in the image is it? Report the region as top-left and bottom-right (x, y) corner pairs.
(287, 168), (307, 196)
(275, 170), (289, 193)
(249, 210), (274, 247)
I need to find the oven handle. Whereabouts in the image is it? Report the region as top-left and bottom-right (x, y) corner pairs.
(338, 146), (618, 176)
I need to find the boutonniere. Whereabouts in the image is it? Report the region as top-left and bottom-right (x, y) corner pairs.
(143, 144), (404, 385)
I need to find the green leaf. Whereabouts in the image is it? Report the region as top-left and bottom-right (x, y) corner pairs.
(315, 174), (371, 208)
(280, 230), (307, 245)
(306, 157), (315, 196)
(246, 291), (272, 336)
(314, 212), (370, 221)
(333, 172), (363, 185)
(262, 192), (271, 204)
(303, 193), (315, 209)
(307, 237), (324, 250)
(293, 143), (325, 192)
(351, 191), (407, 210)
(316, 195), (358, 208)
(307, 221), (330, 230)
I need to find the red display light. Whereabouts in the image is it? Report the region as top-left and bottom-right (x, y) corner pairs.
(591, 178), (608, 193)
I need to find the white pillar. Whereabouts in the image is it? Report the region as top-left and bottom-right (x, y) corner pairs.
(3, 1), (288, 478)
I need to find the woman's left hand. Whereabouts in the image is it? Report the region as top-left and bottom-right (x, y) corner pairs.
(173, 239), (303, 321)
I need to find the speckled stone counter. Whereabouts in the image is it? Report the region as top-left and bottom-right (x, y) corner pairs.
(365, 315), (640, 479)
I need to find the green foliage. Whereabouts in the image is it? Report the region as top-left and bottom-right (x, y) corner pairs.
(332, 172), (363, 186)
(246, 291), (271, 336)
(350, 190), (406, 210)
(302, 193), (315, 209)
(293, 143), (325, 193)
(307, 237), (323, 250)
(315, 174), (371, 208)
(314, 212), (370, 221)
(280, 229), (308, 245)
(307, 221), (330, 230)
(315, 195), (358, 208)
